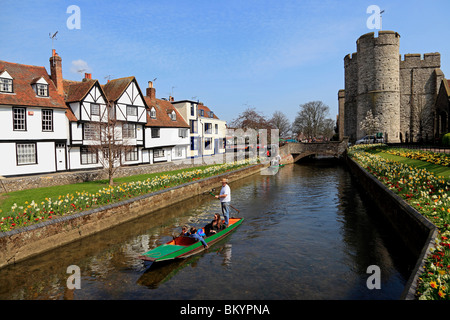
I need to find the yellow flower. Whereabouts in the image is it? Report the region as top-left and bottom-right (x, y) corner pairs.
(438, 290), (446, 298)
(430, 281), (438, 289)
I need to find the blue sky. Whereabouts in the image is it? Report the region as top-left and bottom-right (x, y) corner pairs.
(2, 0), (450, 125)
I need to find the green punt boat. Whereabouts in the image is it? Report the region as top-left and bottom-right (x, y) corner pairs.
(138, 217), (244, 263)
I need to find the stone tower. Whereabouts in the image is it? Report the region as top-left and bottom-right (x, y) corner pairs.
(345, 31), (401, 142)
(340, 31), (442, 143)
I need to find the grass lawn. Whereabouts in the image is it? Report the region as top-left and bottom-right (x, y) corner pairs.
(368, 149), (450, 179)
(0, 164), (214, 218)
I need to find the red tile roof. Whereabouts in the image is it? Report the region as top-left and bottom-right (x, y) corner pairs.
(198, 103), (219, 119)
(144, 96), (189, 128)
(63, 79), (99, 103)
(102, 76), (136, 102)
(0, 60), (67, 109)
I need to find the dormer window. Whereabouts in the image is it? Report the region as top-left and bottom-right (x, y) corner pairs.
(149, 107), (156, 119)
(210, 111), (214, 118)
(31, 77), (49, 97)
(169, 110), (176, 121)
(200, 109), (204, 117)
(36, 84), (48, 97)
(0, 78), (13, 93)
(0, 71), (13, 93)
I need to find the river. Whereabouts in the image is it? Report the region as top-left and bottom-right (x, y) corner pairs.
(0, 159), (416, 300)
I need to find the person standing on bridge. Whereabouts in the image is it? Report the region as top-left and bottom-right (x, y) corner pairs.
(216, 178), (231, 227)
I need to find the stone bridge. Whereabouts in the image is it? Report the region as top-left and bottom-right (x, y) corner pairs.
(279, 138), (349, 164)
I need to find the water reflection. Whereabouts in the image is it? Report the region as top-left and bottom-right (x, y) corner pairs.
(0, 159), (416, 300)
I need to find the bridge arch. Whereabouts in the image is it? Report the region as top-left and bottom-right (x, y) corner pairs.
(279, 138), (349, 164)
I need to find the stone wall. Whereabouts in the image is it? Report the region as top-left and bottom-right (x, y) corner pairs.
(345, 156), (438, 300)
(400, 53), (443, 142)
(0, 163), (265, 269)
(0, 154), (230, 193)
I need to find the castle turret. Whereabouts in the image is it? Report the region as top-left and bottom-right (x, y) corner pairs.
(356, 31), (401, 142)
(341, 31), (443, 144)
(344, 53), (358, 141)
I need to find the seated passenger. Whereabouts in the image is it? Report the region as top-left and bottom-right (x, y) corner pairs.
(206, 213), (225, 236)
(188, 227), (209, 249)
(178, 226), (189, 237)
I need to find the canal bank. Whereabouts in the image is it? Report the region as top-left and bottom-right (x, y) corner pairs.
(0, 158), (413, 300)
(0, 163), (265, 270)
(345, 155), (438, 300)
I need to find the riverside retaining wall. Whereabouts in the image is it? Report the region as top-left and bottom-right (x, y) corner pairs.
(0, 163), (264, 270)
(345, 156), (438, 300)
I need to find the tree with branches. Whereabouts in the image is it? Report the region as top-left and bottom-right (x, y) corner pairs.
(292, 101), (335, 140)
(269, 111), (291, 138)
(87, 101), (134, 185)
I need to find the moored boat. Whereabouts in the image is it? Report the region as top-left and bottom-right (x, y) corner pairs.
(138, 217), (244, 263)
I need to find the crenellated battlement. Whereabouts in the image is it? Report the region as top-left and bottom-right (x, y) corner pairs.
(344, 52), (357, 65)
(341, 30), (443, 144)
(357, 30), (400, 49)
(400, 52), (440, 68)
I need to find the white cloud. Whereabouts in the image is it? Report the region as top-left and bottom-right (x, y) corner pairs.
(70, 59), (92, 75)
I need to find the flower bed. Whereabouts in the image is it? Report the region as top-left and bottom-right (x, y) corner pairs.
(0, 159), (251, 233)
(348, 145), (450, 300)
(383, 147), (450, 167)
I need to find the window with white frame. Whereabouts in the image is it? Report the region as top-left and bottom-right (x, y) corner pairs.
(16, 143), (36, 165)
(0, 78), (13, 93)
(154, 148), (164, 158)
(83, 123), (98, 140)
(123, 123), (136, 139)
(190, 137), (198, 150)
(36, 84), (48, 97)
(91, 104), (100, 116)
(42, 109), (53, 132)
(175, 146), (184, 158)
(205, 123), (212, 134)
(127, 105), (137, 117)
(205, 138), (212, 150)
(80, 146), (98, 164)
(125, 147), (138, 161)
(13, 107), (26, 131)
(149, 107), (156, 119)
(169, 110), (176, 121)
(179, 128), (188, 138)
(190, 120), (197, 133)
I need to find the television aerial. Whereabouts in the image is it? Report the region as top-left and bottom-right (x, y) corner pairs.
(49, 31), (58, 50)
(49, 31), (58, 65)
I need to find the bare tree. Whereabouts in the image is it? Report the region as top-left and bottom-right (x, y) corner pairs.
(229, 107), (278, 145)
(292, 101), (334, 139)
(87, 101), (134, 185)
(269, 111), (291, 138)
(229, 107), (272, 130)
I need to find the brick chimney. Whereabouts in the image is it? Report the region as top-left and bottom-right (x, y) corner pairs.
(49, 49), (64, 96)
(85, 73), (92, 79)
(146, 81), (156, 100)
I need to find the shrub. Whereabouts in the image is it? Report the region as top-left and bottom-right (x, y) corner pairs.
(442, 133), (450, 146)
